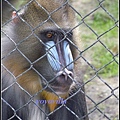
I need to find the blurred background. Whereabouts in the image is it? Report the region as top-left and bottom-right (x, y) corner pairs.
(72, 0), (119, 119)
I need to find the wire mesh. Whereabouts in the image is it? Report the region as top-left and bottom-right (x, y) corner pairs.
(2, 0), (119, 120)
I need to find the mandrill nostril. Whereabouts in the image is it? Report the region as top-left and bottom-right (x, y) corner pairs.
(56, 68), (74, 81)
(64, 68), (74, 77)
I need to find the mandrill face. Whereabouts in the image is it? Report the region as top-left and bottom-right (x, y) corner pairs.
(33, 28), (75, 94)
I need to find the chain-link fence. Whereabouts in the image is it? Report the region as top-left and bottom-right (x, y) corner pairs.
(2, 0), (119, 120)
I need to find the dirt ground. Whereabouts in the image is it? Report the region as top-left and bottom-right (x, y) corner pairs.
(85, 77), (118, 120)
(71, 0), (119, 120)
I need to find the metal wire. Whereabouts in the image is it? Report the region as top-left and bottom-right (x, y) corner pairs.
(2, 0), (119, 120)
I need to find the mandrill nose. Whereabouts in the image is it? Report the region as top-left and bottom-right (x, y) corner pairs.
(56, 68), (74, 85)
(62, 68), (73, 81)
(50, 68), (74, 93)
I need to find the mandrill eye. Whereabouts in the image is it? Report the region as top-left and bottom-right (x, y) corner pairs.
(46, 32), (53, 38)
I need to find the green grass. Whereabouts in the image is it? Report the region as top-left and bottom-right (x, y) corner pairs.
(80, 0), (118, 78)
(93, 46), (118, 77)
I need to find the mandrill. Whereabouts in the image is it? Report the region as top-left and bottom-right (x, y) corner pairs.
(2, 0), (89, 120)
